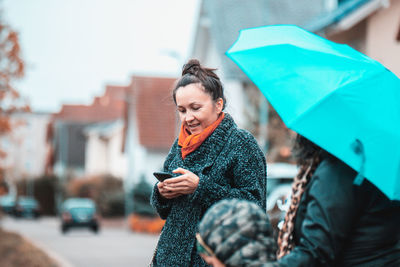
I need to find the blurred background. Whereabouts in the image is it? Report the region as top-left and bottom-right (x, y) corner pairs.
(1, 0), (399, 266)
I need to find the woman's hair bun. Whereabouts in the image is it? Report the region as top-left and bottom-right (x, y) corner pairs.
(182, 59), (201, 76)
(173, 58), (226, 110)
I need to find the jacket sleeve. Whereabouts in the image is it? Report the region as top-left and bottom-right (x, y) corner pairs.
(278, 160), (360, 267)
(189, 137), (267, 211)
(151, 184), (172, 220)
(150, 140), (178, 219)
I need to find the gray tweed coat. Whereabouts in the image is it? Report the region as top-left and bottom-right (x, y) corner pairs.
(151, 114), (266, 266)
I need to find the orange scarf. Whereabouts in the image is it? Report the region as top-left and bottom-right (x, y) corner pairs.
(178, 113), (225, 159)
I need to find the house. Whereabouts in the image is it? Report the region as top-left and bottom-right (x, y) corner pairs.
(45, 75), (178, 214)
(124, 75), (177, 188)
(48, 85), (128, 179)
(0, 112), (51, 192)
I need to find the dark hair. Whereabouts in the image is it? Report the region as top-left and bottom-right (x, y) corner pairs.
(293, 134), (324, 166)
(173, 59), (226, 109)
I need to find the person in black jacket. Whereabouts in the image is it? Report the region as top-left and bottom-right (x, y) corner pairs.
(274, 134), (400, 267)
(150, 59), (266, 266)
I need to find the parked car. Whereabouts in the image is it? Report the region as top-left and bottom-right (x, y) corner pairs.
(60, 198), (100, 234)
(266, 163), (298, 232)
(14, 196), (40, 218)
(0, 195), (16, 215)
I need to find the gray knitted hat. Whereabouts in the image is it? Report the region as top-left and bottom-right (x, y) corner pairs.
(198, 199), (277, 267)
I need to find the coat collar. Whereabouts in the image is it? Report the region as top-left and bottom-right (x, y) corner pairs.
(179, 113), (236, 167)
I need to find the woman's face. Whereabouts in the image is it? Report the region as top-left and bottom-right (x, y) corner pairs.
(175, 83), (223, 135)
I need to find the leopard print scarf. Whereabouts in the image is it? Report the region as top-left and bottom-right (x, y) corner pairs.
(276, 157), (320, 259)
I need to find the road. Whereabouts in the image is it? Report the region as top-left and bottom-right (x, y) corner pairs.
(1, 216), (159, 267)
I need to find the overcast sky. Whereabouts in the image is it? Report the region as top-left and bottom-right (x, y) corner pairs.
(2, 0), (199, 112)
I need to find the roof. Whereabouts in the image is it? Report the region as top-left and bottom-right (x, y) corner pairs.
(53, 85), (128, 123)
(303, 0), (385, 33)
(128, 76), (178, 150)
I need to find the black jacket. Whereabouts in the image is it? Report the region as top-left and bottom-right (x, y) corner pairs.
(278, 156), (400, 267)
(151, 114), (267, 266)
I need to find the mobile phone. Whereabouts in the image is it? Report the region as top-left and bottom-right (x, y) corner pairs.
(153, 171), (173, 182)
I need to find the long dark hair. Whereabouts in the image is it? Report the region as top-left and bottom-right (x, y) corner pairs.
(277, 134), (324, 258)
(173, 59), (227, 110)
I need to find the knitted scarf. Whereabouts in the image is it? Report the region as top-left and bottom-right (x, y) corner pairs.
(178, 112), (225, 159)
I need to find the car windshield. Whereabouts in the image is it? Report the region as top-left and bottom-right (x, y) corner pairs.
(63, 198), (95, 209)
(0, 196), (15, 204)
(18, 197), (38, 205)
(68, 207), (95, 212)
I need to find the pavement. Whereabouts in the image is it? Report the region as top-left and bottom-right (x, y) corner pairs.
(2, 216), (159, 267)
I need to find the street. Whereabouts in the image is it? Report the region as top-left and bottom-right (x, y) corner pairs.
(1, 216), (159, 267)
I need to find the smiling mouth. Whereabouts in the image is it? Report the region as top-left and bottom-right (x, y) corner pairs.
(188, 124), (200, 129)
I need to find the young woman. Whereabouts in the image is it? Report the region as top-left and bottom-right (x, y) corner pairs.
(150, 59), (267, 266)
(275, 135), (400, 266)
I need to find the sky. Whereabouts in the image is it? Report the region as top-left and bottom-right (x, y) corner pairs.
(2, 0), (199, 112)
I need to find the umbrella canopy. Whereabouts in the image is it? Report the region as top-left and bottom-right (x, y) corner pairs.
(226, 25), (400, 200)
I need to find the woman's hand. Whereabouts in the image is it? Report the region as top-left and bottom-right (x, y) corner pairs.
(162, 168), (200, 195)
(157, 182), (182, 199)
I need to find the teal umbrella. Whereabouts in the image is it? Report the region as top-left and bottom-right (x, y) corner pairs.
(226, 24), (400, 200)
